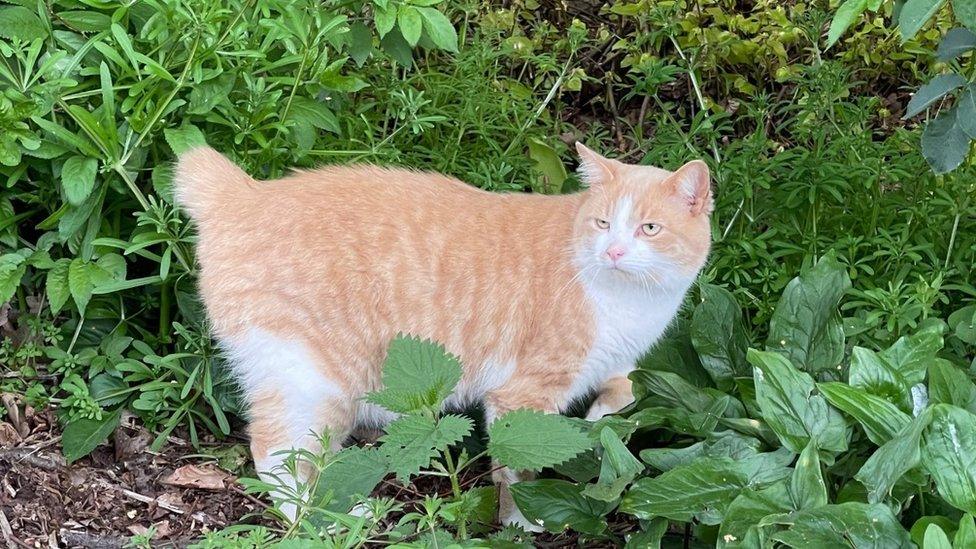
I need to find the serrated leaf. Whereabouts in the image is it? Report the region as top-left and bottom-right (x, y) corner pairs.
(827, 0), (870, 48)
(61, 156), (98, 206)
(856, 408), (932, 503)
(62, 408), (121, 463)
(922, 106), (970, 174)
(773, 502), (912, 548)
(791, 439), (827, 510)
(488, 410), (591, 471)
(367, 335), (463, 414)
(899, 0), (947, 42)
(312, 446), (389, 514)
(0, 254), (26, 305)
(749, 349), (849, 455)
(691, 284), (749, 391)
(0, 6), (47, 41)
(905, 74), (966, 118)
(765, 253), (850, 376)
(819, 381), (911, 444)
(937, 27), (976, 61)
(46, 258), (71, 313)
(379, 414), (471, 482)
(398, 6), (422, 46)
(510, 480), (615, 535)
(921, 404), (976, 514)
(417, 7), (458, 52)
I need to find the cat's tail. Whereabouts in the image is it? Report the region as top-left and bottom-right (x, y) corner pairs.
(174, 146), (252, 220)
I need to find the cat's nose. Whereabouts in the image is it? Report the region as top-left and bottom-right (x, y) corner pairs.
(606, 245), (626, 262)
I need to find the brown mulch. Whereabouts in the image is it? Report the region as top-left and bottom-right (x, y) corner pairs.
(0, 399), (270, 549)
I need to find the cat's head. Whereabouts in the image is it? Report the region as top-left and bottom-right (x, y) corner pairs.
(572, 143), (713, 288)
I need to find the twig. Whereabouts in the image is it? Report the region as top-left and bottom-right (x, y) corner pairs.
(229, 485), (269, 510)
(58, 530), (125, 549)
(0, 510), (16, 549)
(0, 448), (65, 471)
(117, 487), (185, 515)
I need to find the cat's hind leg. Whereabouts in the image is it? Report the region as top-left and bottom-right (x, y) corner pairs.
(585, 374), (634, 420)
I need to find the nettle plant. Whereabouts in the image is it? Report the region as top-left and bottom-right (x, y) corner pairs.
(827, 0), (976, 173)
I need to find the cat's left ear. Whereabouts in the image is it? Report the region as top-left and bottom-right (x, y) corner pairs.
(668, 160), (712, 216)
(575, 142), (619, 186)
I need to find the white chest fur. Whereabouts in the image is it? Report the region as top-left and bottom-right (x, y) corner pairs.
(568, 273), (691, 401)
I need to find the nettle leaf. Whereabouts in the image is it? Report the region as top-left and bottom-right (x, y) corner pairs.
(510, 480), (615, 535)
(691, 284), (749, 391)
(819, 381), (911, 444)
(417, 7), (458, 52)
(827, 0), (869, 48)
(905, 74), (966, 118)
(899, 0), (947, 42)
(938, 28), (976, 61)
(488, 409), (591, 471)
(0, 6), (48, 41)
(46, 258), (72, 313)
(312, 446), (389, 513)
(367, 335), (462, 414)
(922, 106), (971, 175)
(954, 0), (976, 33)
(581, 427), (644, 502)
(62, 408), (122, 463)
(790, 439), (827, 511)
(856, 408), (932, 503)
(397, 6), (423, 46)
(765, 253), (850, 377)
(929, 359), (976, 413)
(749, 349), (849, 455)
(773, 502), (913, 548)
(61, 155), (98, 206)
(379, 414), (471, 483)
(922, 404), (976, 514)
(718, 481), (793, 549)
(0, 253), (27, 305)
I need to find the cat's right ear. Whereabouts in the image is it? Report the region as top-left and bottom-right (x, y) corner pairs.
(575, 142), (618, 187)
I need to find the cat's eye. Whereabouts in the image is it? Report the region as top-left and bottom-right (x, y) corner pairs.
(641, 223), (661, 236)
(594, 218), (609, 230)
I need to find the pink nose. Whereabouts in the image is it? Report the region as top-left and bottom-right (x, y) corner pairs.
(606, 245), (626, 262)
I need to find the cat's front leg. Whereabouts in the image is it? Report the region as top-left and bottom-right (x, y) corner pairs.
(585, 375), (635, 421)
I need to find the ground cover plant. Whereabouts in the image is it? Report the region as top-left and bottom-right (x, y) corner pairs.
(1, 0), (975, 546)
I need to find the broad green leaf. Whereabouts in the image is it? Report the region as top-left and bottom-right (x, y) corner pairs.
(956, 514), (976, 547)
(526, 138), (567, 194)
(312, 446), (389, 513)
(510, 480), (615, 535)
(748, 349), (849, 454)
(765, 253), (850, 376)
(791, 439), (828, 510)
(367, 335), (463, 413)
(46, 258), (72, 313)
(398, 6), (423, 46)
(57, 10), (111, 32)
(163, 125), (208, 155)
(68, 258), (94, 313)
(773, 502), (912, 548)
(882, 325), (944, 385)
(287, 96), (341, 147)
(905, 74), (967, 118)
(0, 253), (26, 305)
(488, 409), (591, 471)
(89, 373), (129, 406)
(624, 519), (668, 548)
(379, 414), (472, 482)
(955, 85), (976, 139)
(899, 0), (947, 42)
(581, 427), (644, 502)
(954, 0), (976, 32)
(922, 404), (976, 514)
(718, 482), (793, 548)
(937, 28), (976, 61)
(691, 284), (749, 391)
(61, 156), (98, 206)
(374, 5), (397, 37)
(855, 409), (932, 503)
(819, 381), (911, 444)
(417, 7), (458, 52)
(62, 408), (122, 463)
(923, 524), (953, 549)
(0, 7), (47, 41)
(929, 359), (976, 413)
(827, 0), (870, 48)
(347, 22), (373, 65)
(849, 346), (911, 409)
(911, 517), (958, 547)
(187, 73), (236, 115)
(922, 106), (970, 174)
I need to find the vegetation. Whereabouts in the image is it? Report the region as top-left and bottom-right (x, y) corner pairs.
(1, 0), (975, 546)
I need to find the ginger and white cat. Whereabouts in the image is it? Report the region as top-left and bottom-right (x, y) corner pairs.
(174, 143), (712, 528)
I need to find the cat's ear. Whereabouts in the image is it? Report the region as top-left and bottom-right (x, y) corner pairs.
(668, 160), (712, 216)
(575, 142), (618, 186)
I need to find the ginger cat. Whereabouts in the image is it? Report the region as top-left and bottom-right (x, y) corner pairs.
(174, 143), (712, 528)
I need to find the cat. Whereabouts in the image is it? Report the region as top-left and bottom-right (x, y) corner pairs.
(173, 143), (712, 529)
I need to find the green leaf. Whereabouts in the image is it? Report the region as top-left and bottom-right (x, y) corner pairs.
(312, 446), (389, 513)
(526, 138), (567, 194)
(937, 28), (976, 61)
(61, 156), (98, 206)
(0, 7), (47, 41)
(923, 524), (953, 549)
(691, 284), (749, 391)
(57, 10), (112, 32)
(46, 258), (72, 313)
(791, 439), (827, 510)
(922, 106), (971, 174)
(765, 253), (850, 376)
(773, 502), (913, 548)
(288, 97), (340, 134)
(367, 335), (463, 414)
(955, 85), (976, 139)
(380, 28), (414, 67)
(62, 408), (122, 463)
(922, 404), (976, 514)
(849, 346), (911, 409)
(929, 359), (976, 413)
(819, 381), (911, 444)
(488, 409), (591, 471)
(347, 22), (373, 65)
(905, 74), (967, 118)
(417, 7), (458, 52)
(163, 125), (208, 155)
(718, 482), (793, 548)
(397, 6), (423, 46)
(510, 480), (616, 535)
(187, 73), (236, 115)
(827, 0), (870, 48)
(374, 5), (397, 37)
(581, 427), (644, 502)
(954, 0), (976, 32)
(68, 258), (94, 314)
(899, 0), (947, 42)
(748, 349), (849, 455)
(89, 373), (129, 406)
(882, 326), (944, 385)
(956, 514), (976, 547)
(855, 409), (932, 503)
(0, 253), (27, 305)
(379, 414), (471, 483)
